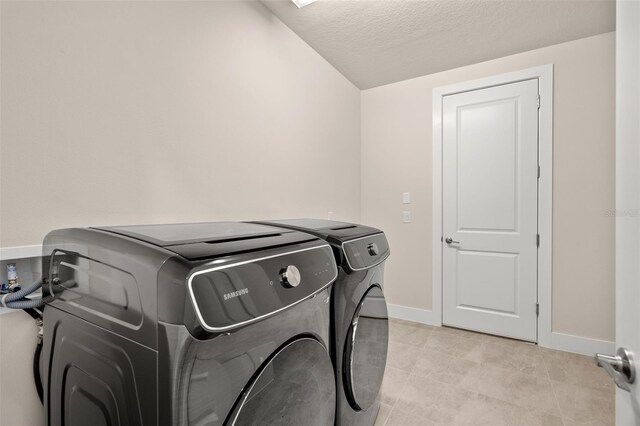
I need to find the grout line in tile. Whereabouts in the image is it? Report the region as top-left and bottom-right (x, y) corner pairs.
(381, 403), (393, 426)
(381, 366), (413, 407)
(540, 347), (566, 426)
(383, 369), (414, 425)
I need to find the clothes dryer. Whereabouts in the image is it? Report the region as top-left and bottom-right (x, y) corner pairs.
(254, 219), (390, 426)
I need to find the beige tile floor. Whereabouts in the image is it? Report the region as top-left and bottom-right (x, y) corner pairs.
(375, 319), (614, 426)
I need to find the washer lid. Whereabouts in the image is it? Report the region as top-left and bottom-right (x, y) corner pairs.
(95, 222), (317, 260)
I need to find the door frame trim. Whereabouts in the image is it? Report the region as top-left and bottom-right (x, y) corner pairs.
(432, 64), (553, 346)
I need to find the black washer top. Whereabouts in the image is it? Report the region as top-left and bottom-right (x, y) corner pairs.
(94, 222), (318, 260)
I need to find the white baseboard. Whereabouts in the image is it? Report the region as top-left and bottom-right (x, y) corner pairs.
(387, 303), (441, 327)
(547, 331), (615, 357)
(386, 303), (614, 357)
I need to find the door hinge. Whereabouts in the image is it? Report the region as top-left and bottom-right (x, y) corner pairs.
(537, 165), (540, 179)
(536, 303), (540, 316)
(537, 94), (541, 109)
(536, 234), (540, 247)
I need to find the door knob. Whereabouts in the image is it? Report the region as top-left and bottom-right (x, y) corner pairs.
(594, 347), (635, 391)
(444, 237), (460, 245)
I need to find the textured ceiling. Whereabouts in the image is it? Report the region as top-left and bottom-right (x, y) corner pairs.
(260, 0), (615, 89)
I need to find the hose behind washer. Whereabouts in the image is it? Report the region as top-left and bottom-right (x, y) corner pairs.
(2, 278), (75, 405)
(2, 279), (73, 309)
(33, 340), (44, 404)
(1, 280), (43, 309)
(20, 308), (44, 404)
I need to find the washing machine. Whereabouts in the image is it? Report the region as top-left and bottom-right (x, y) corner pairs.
(41, 222), (338, 426)
(254, 219), (390, 426)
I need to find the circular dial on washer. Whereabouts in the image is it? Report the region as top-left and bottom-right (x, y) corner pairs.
(280, 265), (301, 288)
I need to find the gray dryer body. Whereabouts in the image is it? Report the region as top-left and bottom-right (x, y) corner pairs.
(253, 219), (390, 426)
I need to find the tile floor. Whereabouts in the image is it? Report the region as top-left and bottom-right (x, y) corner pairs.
(375, 319), (614, 426)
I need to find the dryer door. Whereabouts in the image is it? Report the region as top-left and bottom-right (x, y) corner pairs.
(344, 285), (389, 411)
(226, 337), (335, 426)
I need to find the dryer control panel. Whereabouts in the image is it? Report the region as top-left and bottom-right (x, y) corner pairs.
(342, 233), (390, 272)
(188, 242), (337, 334)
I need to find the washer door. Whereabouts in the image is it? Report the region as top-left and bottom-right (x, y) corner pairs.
(226, 337), (335, 426)
(344, 285), (389, 411)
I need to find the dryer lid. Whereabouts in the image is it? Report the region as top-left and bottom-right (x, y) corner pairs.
(254, 219), (390, 271)
(260, 218), (381, 241)
(95, 222), (317, 260)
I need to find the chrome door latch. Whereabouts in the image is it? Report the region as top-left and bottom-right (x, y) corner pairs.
(444, 237), (460, 245)
(594, 347), (636, 391)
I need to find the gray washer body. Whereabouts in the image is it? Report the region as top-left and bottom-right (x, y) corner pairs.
(41, 223), (338, 426)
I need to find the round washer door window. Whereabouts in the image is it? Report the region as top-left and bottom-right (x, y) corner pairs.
(344, 285), (389, 411)
(227, 337), (335, 426)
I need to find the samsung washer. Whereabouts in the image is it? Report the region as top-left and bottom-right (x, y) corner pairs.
(41, 222), (338, 426)
(254, 219), (390, 426)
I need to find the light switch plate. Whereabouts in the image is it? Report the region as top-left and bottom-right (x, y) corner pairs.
(402, 192), (411, 204)
(403, 211), (412, 223)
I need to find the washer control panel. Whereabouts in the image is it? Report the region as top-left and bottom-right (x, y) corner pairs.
(188, 242), (337, 335)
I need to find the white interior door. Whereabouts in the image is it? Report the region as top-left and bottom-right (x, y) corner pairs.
(596, 1), (640, 423)
(442, 79), (539, 341)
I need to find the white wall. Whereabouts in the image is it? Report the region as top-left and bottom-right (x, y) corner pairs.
(0, 1), (618, 422)
(0, 1), (360, 424)
(0, 0), (361, 248)
(361, 32), (616, 343)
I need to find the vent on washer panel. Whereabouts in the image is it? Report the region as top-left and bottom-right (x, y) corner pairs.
(204, 233), (282, 244)
(330, 226), (357, 231)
